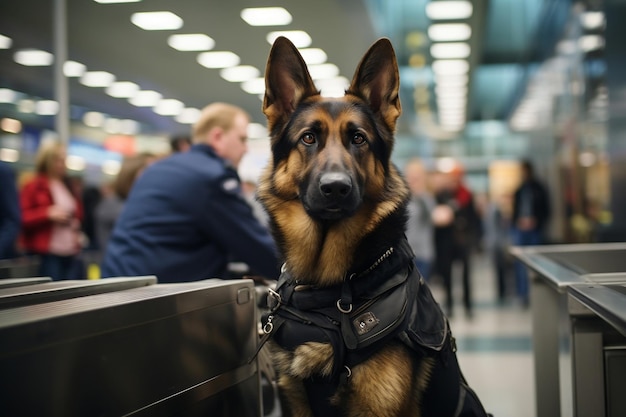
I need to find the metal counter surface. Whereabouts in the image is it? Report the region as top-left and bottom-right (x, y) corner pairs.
(568, 283), (626, 337)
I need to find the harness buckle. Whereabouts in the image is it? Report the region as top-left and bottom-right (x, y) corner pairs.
(336, 299), (353, 313)
(263, 315), (274, 334)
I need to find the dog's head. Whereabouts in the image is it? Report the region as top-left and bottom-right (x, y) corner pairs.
(261, 36), (402, 221)
(258, 37), (408, 283)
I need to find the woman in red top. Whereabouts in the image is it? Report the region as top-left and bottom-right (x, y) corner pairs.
(20, 141), (84, 280)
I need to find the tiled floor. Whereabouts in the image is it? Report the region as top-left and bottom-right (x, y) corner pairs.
(429, 253), (535, 417)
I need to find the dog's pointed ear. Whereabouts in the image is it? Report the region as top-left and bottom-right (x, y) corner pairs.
(263, 36), (319, 133)
(348, 38), (401, 132)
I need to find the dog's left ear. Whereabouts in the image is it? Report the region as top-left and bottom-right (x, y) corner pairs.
(348, 38), (401, 132)
(263, 36), (319, 134)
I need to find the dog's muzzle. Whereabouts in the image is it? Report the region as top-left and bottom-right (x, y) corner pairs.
(304, 171), (360, 220)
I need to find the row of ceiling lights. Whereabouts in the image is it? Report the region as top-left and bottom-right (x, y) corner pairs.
(426, 1), (473, 133)
(0, 0), (348, 135)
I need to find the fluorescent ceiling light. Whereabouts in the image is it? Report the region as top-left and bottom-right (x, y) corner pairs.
(435, 73), (469, 87)
(66, 155), (86, 171)
(220, 65), (260, 82)
(154, 99), (184, 115)
(579, 34), (604, 52)
(1, 118), (21, 134)
(102, 160), (121, 176)
(119, 119), (140, 135)
(94, 0), (141, 3)
(0, 148), (20, 162)
(83, 111), (105, 127)
(131, 11), (183, 31)
(0, 34), (12, 49)
(241, 77), (265, 95)
(435, 85), (468, 98)
(106, 81), (139, 98)
(316, 76), (349, 97)
(308, 63), (339, 80)
(0, 88), (17, 103)
(64, 61), (86, 77)
(266, 30), (312, 48)
(241, 7), (292, 26)
(18, 99), (36, 113)
(35, 100), (59, 116)
(14, 49), (54, 66)
(580, 11), (605, 30)
(197, 51), (240, 68)
(168, 33), (215, 51)
(432, 59), (469, 75)
(428, 23), (471, 42)
(299, 48), (328, 65)
(426, 1), (473, 20)
(176, 107), (201, 124)
(129, 90), (162, 106)
(104, 118), (121, 133)
(430, 42), (471, 59)
(80, 71), (115, 87)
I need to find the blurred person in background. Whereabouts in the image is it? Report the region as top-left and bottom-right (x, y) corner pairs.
(404, 158), (435, 280)
(19, 141), (84, 280)
(432, 166), (481, 318)
(95, 152), (156, 256)
(170, 134), (192, 153)
(511, 159), (551, 306)
(0, 161), (21, 260)
(484, 193), (513, 304)
(101, 102), (280, 283)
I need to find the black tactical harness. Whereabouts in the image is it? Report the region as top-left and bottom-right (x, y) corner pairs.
(254, 237), (488, 417)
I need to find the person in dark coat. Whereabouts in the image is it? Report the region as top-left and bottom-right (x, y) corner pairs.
(101, 103), (280, 283)
(0, 161), (21, 260)
(511, 159), (551, 306)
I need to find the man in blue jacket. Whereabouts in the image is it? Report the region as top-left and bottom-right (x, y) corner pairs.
(101, 103), (280, 283)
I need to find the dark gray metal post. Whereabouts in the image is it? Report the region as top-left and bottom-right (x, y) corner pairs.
(53, 0), (69, 144)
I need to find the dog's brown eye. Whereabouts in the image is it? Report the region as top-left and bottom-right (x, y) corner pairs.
(301, 132), (316, 145)
(352, 133), (366, 145)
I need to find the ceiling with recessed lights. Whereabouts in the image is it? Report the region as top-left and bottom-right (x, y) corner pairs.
(0, 0), (595, 153)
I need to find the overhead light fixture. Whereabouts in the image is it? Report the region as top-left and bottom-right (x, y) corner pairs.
(1, 118), (22, 134)
(241, 7), (292, 26)
(266, 30), (312, 48)
(176, 107), (201, 124)
(299, 48), (328, 65)
(432, 59), (469, 75)
(580, 11), (605, 30)
(0, 88), (17, 103)
(104, 118), (121, 133)
(64, 61), (86, 77)
(435, 73), (469, 87)
(426, 1), (473, 20)
(66, 155), (86, 171)
(129, 90), (162, 106)
(428, 23), (471, 42)
(14, 49), (54, 66)
(316, 77), (349, 97)
(220, 65), (260, 82)
(197, 51), (240, 68)
(0, 34), (12, 49)
(119, 119), (140, 135)
(80, 71), (116, 87)
(18, 99), (36, 113)
(154, 99), (184, 115)
(435, 85), (468, 98)
(168, 33), (215, 51)
(307, 63), (340, 80)
(83, 111), (105, 127)
(579, 34), (604, 52)
(241, 77), (265, 95)
(0, 147), (19, 162)
(430, 42), (471, 59)
(106, 81), (139, 98)
(102, 160), (121, 176)
(131, 11), (183, 31)
(35, 100), (59, 116)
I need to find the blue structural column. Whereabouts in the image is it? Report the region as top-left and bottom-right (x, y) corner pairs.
(605, 0), (626, 240)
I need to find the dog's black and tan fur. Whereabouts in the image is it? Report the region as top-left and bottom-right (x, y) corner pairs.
(257, 37), (487, 417)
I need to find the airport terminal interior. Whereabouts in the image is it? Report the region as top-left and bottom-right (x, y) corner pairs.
(1, 0), (626, 416)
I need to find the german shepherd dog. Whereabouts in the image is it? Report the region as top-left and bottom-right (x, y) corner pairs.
(257, 37), (489, 417)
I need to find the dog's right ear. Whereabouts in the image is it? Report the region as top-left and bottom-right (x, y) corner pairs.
(263, 36), (319, 133)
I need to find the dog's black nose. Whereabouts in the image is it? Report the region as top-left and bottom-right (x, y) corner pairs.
(319, 172), (352, 199)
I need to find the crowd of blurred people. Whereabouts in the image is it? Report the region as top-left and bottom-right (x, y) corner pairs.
(0, 100), (551, 314)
